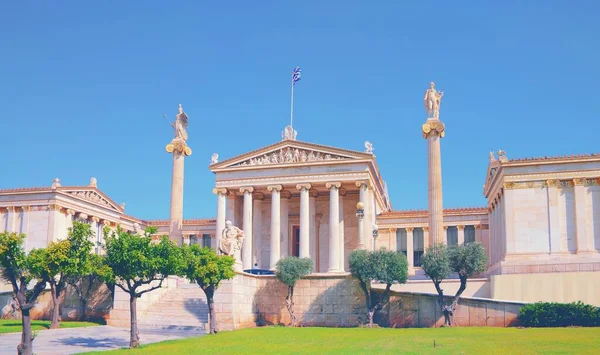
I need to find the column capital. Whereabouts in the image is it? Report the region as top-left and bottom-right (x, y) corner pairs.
(389, 228), (397, 233)
(574, 178), (587, 186)
(212, 188), (229, 195)
(21, 206), (32, 212)
(422, 120), (445, 139)
(503, 182), (515, 189)
(443, 225), (448, 230)
(546, 179), (560, 187)
(6, 206), (16, 212)
(325, 182), (342, 189)
(309, 189), (319, 198)
(296, 183), (312, 190)
(355, 181), (369, 189)
(66, 208), (76, 216)
(457, 225), (465, 231)
(48, 204), (61, 212)
(423, 226), (429, 232)
(239, 186), (255, 194)
(267, 184), (283, 192)
(281, 190), (292, 199)
(406, 227), (414, 232)
(78, 212), (89, 220)
(91, 216), (100, 223)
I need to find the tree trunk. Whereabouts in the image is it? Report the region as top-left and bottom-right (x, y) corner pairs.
(359, 281), (374, 328)
(433, 281), (452, 327)
(285, 286), (296, 327)
(444, 276), (467, 327)
(129, 294), (140, 348)
(18, 308), (33, 355)
(203, 286), (217, 335)
(49, 282), (60, 329)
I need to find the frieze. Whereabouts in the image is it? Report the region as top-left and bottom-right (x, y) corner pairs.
(231, 147), (350, 167)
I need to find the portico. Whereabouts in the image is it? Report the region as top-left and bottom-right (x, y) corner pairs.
(209, 127), (391, 273)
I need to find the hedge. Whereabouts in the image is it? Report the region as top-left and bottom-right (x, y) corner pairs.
(518, 301), (600, 327)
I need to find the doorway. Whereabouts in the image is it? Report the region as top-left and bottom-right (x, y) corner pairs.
(292, 225), (300, 257)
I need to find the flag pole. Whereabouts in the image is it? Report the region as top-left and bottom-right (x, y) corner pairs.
(290, 77), (295, 129)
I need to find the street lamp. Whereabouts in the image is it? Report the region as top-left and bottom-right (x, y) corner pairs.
(356, 202), (365, 249)
(372, 223), (379, 251)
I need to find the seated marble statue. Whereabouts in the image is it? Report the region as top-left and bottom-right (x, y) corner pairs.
(219, 221), (244, 256)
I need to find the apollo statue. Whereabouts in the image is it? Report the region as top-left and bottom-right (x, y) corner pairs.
(219, 221), (244, 256)
(424, 82), (444, 119)
(174, 104), (188, 141)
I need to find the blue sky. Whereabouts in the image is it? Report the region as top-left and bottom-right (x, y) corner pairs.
(2, 1), (599, 220)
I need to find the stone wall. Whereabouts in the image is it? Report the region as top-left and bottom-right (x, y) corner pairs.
(1, 283), (113, 321)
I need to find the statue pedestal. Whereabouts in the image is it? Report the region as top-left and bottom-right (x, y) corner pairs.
(234, 248), (243, 272)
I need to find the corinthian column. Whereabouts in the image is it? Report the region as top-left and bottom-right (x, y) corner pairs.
(422, 82), (446, 244)
(297, 184), (311, 259)
(240, 187), (254, 270)
(213, 188), (228, 252)
(268, 185), (282, 269)
(326, 182), (341, 273)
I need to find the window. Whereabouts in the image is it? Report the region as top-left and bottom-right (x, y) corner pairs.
(292, 226), (300, 257)
(396, 228), (407, 257)
(413, 228), (424, 267)
(446, 226), (458, 246)
(202, 234), (212, 248)
(464, 226), (475, 244)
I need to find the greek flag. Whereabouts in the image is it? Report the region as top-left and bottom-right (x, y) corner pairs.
(292, 66), (302, 85)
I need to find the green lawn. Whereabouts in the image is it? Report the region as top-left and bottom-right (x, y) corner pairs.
(0, 319), (101, 334)
(84, 326), (600, 354)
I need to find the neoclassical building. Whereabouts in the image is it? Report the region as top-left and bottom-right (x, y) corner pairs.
(2, 119), (600, 305)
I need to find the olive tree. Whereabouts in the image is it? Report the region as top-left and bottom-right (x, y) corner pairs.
(0, 232), (47, 355)
(104, 227), (182, 348)
(421, 242), (488, 326)
(349, 249), (408, 327)
(28, 222), (94, 329)
(66, 253), (113, 321)
(275, 256), (313, 326)
(180, 245), (235, 334)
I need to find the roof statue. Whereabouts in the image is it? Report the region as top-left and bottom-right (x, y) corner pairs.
(497, 149), (508, 163)
(424, 82), (444, 119)
(120, 202), (125, 210)
(89, 177), (97, 188)
(489, 151), (497, 163)
(282, 125), (297, 141)
(365, 141), (374, 154)
(133, 223), (144, 236)
(51, 178), (61, 189)
(211, 153), (219, 165)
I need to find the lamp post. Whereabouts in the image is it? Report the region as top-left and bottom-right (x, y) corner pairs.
(356, 202), (365, 249)
(372, 224), (379, 251)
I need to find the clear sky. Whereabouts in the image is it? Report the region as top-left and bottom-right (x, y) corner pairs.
(2, 1), (600, 220)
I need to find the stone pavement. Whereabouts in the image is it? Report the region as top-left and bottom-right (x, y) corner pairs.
(0, 325), (205, 355)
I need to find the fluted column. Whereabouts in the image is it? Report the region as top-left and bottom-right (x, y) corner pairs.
(213, 188), (228, 252)
(423, 226), (430, 250)
(7, 206), (17, 233)
(406, 227), (414, 273)
(422, 118), (445, 244)
(268, 185), (282, 269)
(457, 225), (465, 246)
(240, 187), (254, 270)
(355, 182), (369, 249)
(574, 178), (593, 252)
(338, 189), (346, 272)
(252, 193), (264, 267)
(326, 182), (341, 273)
(297, 184), (311, 259)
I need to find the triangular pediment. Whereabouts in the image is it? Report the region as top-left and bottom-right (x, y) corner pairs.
(58, 187), (124, 212)
(483, 150), (509, 197)
(210, 140), (373, 170)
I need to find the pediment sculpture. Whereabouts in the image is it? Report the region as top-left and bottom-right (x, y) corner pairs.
(232, 147), (349, 167)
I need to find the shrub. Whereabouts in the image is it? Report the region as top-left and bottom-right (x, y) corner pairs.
(518, 301), (600, 327)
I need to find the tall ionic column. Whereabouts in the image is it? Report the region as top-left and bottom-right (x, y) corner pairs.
(268, 185), (282, 269)
(213, 188), (228, 252)
(297, 184), (311, 259)
(165, 104), (192, 245)
(326, 182), (341, 273)
(338, 189), (346, 272)
(406, 227), (414, 273)
(240, 187), (254, 270)
(422, 82), (446, 244)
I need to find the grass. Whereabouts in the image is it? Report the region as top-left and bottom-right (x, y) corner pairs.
(83, 326), (600, 354)
(0, 319), (102, 334)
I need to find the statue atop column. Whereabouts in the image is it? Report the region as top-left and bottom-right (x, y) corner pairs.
(166, 104), (192, 156)
(424, 82), (444, 119)
(219, 221), (244, 256)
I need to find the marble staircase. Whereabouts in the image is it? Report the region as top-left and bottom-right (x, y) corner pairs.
(137, 279), (209, 332)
